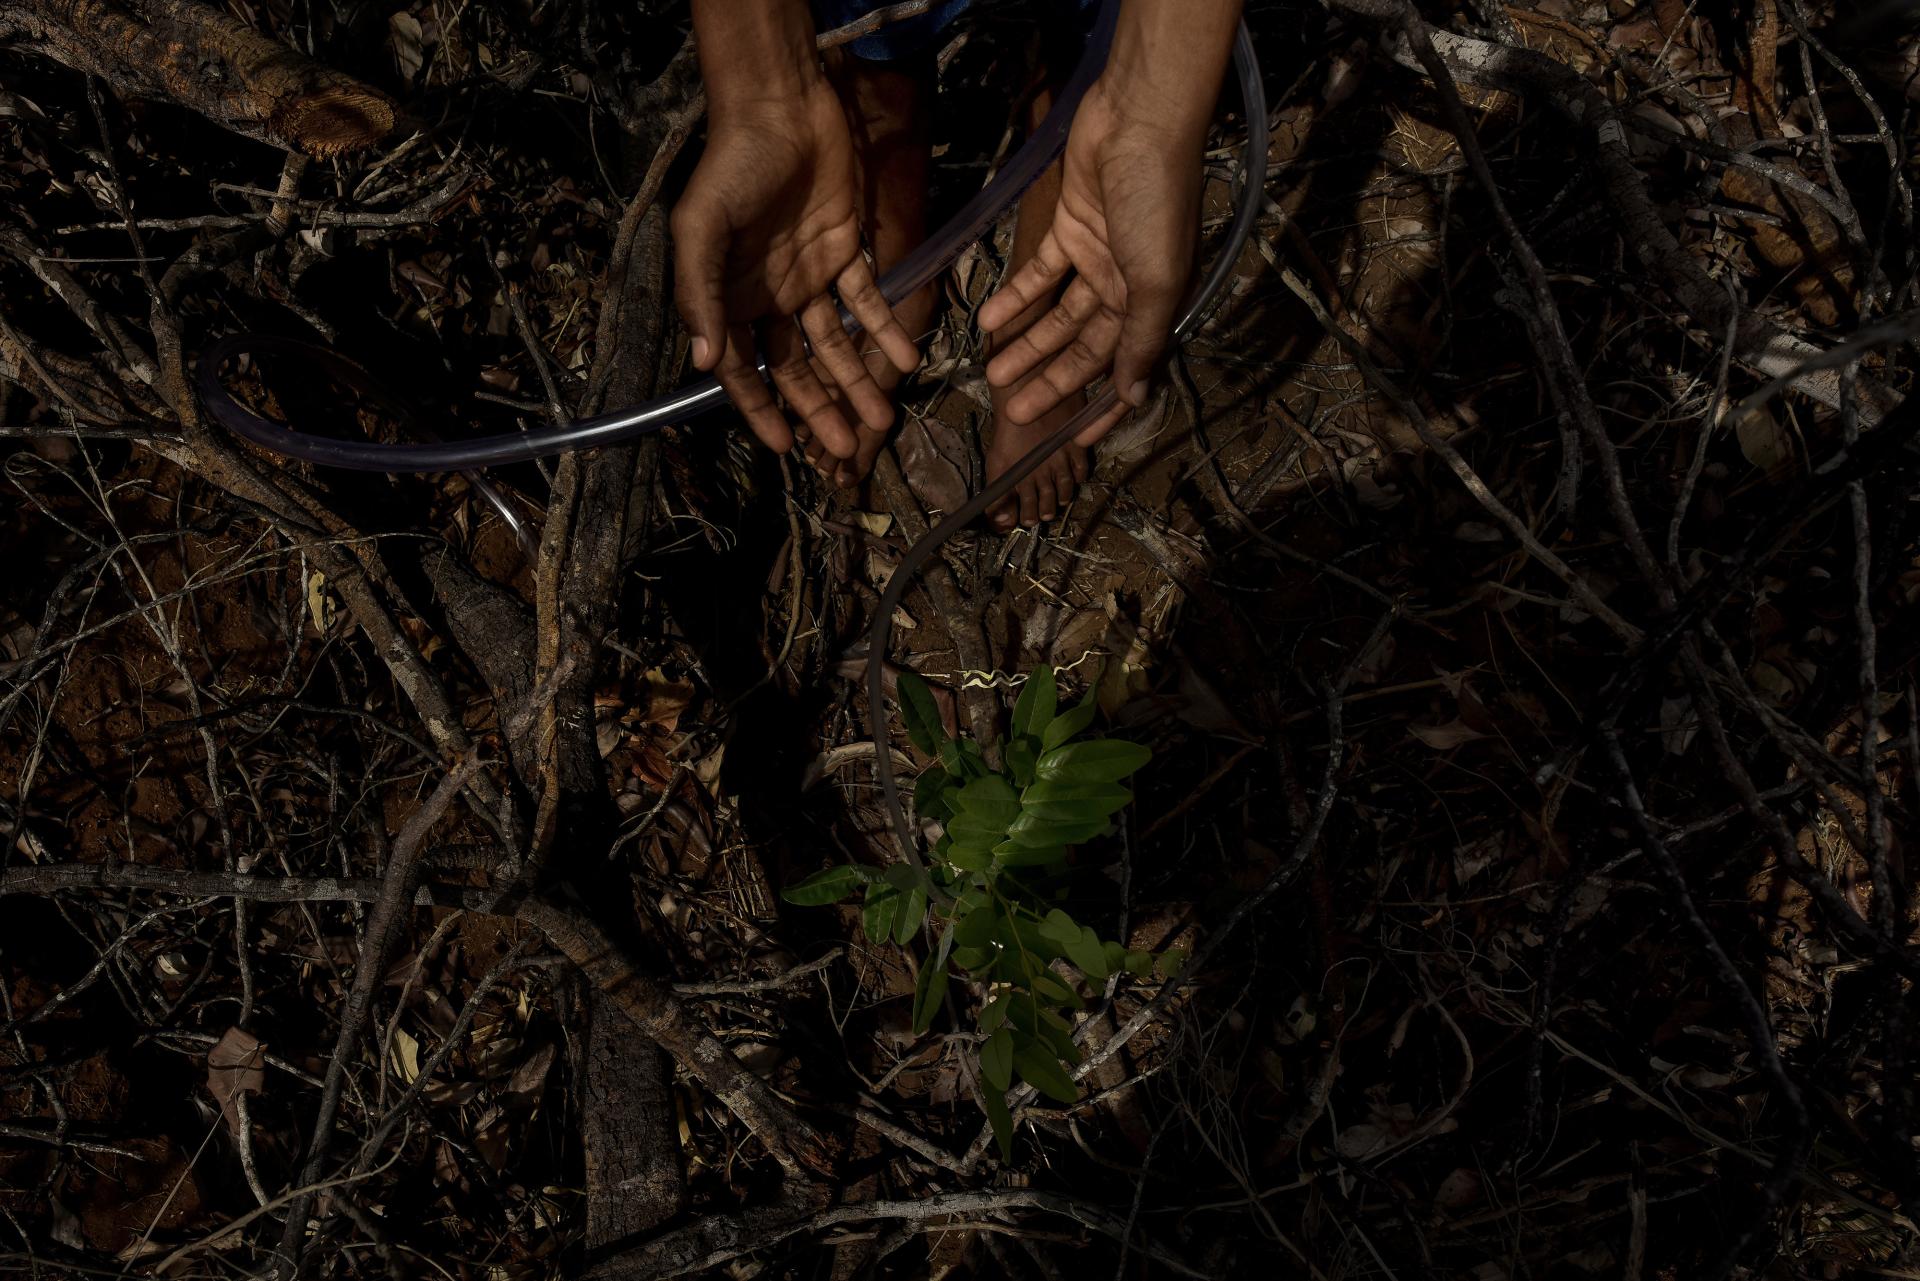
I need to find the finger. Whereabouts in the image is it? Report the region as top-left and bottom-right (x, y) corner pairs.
(669, 199), (729, 370)
(984, 277), (1103, 390)
(1067, 443), (1089, 485)
(1006, 305), (1124, 426)
(840, 403), (892, 488)
(1110, 269), (1184, 407)
(1017, 472), (1039, 529)
(839, 419), (888, 488)
(800, 355), (862, 482)
(792, 418), (831, 470)
(836, 257), (921, 375)
(979, 231), (1072, 333)
(715, 322), (793, 453)
(800, 295), (894, 435)
(766, 323), (858, 460)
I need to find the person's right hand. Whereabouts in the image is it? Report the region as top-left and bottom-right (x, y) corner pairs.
(671, 77), (921, 460)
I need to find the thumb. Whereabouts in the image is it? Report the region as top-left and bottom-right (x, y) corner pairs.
(670, 199), (730, 371)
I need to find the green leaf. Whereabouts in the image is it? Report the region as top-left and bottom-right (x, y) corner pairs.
(983, 1086), (1014, 1161)
(940, 739), (988, 781)
(1103, 941), (1129, 973)
(1064, 927), (1110, 984)
(1014, 1044), (1081, 1105)
(1036, 1008), (1082, 1065)
(945, 841), (993, 874)
(780, 865), (868, 906)
(1156, 948), (1189, 980)
(947, 811), (1012, 851)
(981, 1027), (1013, 1091)
(1008, 917), (1064, 962)
(1005, 812), (1106, 848)
(1031, 971), (1084, 1010)
(1041, 689), (1099, 750)
(952, 945), (994, 971)
(885, 864), (926, 894)
(862, 885), (900, 945)
(1019, 780), (1132, 823)
(1005, 738), (1038, 788)
(934, 922), (955, 970)
(995, 842), (1069, 868)
(1038, 909), (1080, 948)
(1124, 949), (1154, 978)
(1012, 666), (1058, 741)
(954, 775), (1020, 821)
(897, 672), (945, 757)
(894, 886), (928, 945)
(980, 993), (1011, 1033)
(955, 903), (999, 948)
(1034, 738), (1152, 786)
(912, 770), (954, 821)
(911, 956), (947, 1034)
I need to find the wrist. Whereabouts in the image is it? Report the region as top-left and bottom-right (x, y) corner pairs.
(1105, 0), (1239, 137)
(1084, 74), (1209, 150)
(692, 0), (824, 114)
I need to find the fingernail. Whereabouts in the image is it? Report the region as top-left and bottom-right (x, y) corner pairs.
(1125, 380), (1149, 406)
(691, 336), (710, 366)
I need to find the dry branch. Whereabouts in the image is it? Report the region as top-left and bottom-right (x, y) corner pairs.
(0, 0), (396, 155)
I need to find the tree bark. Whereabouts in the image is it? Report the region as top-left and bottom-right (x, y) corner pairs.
(0, 0), (395, 155)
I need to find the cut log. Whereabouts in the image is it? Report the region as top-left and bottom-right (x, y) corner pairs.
(0, 0), (395, 156)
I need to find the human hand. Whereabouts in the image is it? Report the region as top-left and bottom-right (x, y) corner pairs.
(975, 75), (1206, 447)
(671, 76), (920, 460)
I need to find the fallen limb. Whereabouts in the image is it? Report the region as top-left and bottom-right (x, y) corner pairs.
(0, 0), (396, 155)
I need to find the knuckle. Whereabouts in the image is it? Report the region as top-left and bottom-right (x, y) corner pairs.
(839, 275), (878, 307)
(1064, 337), (1106, 370)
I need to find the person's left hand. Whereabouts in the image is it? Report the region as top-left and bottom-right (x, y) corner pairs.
(976, 75), (1205, 445)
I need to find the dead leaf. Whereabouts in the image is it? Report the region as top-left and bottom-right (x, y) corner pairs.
(390, 12), (426, 81)
(390, 1027), (422, 1085)
(1352, 630), (1397, 686)
(1410, 719), (1487, 750)
(305, 570), (336, 635)
(1434, 1167), (1482, 1214)
(896, 416), (969, 517)
(1732, 404), (1792, 474)
(1453, 836), (1499, 884)
(502, 1042), (556, 1110)
(471, 1104), (509, 1171)
(1658, 694), (1697, 756)
(205, 1026), (266, 1137)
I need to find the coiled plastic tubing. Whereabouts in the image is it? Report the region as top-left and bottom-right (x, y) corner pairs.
(195, 0), (1269, 854)
(195, 0), (1268, 483)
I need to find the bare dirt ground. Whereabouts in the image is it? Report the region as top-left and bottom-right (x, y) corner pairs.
(3, 0), (1919, 1277)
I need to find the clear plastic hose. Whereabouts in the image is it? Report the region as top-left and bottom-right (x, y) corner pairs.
(192, 3), (1269, 864)
(194, 0), (1125, 472)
